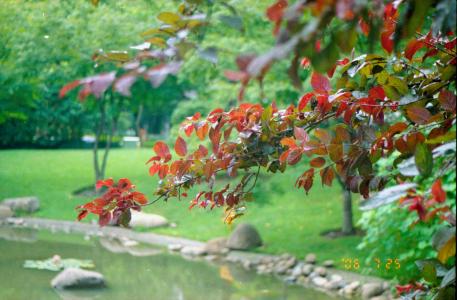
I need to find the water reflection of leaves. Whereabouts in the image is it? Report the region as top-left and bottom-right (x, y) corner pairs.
(23, 257), (94, 271)
(219, 265), (234, 283)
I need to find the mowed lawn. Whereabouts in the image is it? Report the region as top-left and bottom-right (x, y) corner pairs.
(0, 149), (369, 269)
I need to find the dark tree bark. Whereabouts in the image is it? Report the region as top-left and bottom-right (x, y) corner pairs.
(337, 175), (355, 235)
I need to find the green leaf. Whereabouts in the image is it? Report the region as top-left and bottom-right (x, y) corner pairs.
(157, 12), (181, 24)
(414, 143), (433, 177)
(422, 262), (438, 283)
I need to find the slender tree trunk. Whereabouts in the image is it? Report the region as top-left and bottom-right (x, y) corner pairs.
(93, 99), (106, 185)
(342, 187), (354, 235)
(337, 176), (355, 235)
(135, 102), (144, 146)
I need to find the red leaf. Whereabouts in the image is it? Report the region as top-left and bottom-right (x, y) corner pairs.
(98, 211), (111, 227)
(132, 191), (147, 205)
(118, 178), (133, 190)
(149, 163), (160, 176)
(278, 149), (289, 165)
(96, 178), (114, 189)
(381, 29), (394, 54)
(368, 86), (385, 100)
(311, 72), (330, 94)
(59, 80), (81, 98)
(287, 148), (303, 165)
(405, 39), (425, 61)
(196, 122), (209, 140)
(183, 123), (194, 137)
(158, 164), (169, 179)
(146, 155), (161, 164)
(320, 166), (335, 186)
(431, 179), (446, 203)
(406, 107), (431, 125)
(266, 0), (287, 22)
(438, 90), (456, 112)
(174, 136), (187, 157)
(77, 210), (88, 221)
(298, 93), (314, 111)
(280, 137), (297, 148)
(294, 127), (309, 143)
(153, 141), (171, 162)
(310, 157), (326, 168)
(194, 145), (208, 159)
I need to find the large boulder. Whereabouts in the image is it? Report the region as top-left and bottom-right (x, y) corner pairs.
(204, 237), (228, 254)
(227, 223), (262, 250)
(51, 268), (105, 289)
(2, 196), (39, 213)
(129, 211), (168, 228)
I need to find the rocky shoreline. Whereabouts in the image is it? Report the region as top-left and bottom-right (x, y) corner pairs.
(1, 217), (395, 299)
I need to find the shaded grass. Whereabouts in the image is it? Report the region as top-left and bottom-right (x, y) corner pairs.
(0, 149), (377, 274)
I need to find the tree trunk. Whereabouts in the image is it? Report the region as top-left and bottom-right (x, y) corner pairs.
(342, 187), (354, 235)
(135, 102), (144, 146)
(337, 176), (355, 235)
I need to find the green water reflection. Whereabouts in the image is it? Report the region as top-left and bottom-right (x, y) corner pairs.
(0, 227), (338, 300)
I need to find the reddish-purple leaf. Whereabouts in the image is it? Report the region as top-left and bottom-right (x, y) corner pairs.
(174, 136), (187, 157)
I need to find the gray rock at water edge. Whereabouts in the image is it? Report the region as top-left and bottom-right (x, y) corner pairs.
(168, 244), (183, 252)
(180, 246), (207, 256)
(305, 253), (317, 264)
(204, 237), (228, 255)
(291, 263), (305, 277)
(129, 211), (168, 228)
(341, 281), (361, 296)
(361, 283), (385, 299)
(51, 268), (105, 289)
(326, 274), (345, 290)
(0, 205), (14, 219)
(314, 266), (327, 277)
(2, 196), (40, 213)
(226, 223), (262, 250)
(323, 260), (335, 268)
(302, 264), (314, 276)
(312, 276), (329, 287)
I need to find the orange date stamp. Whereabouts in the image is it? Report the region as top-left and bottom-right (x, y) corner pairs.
(341, 258), (401, 270)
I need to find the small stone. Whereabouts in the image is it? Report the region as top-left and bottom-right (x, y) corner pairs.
(312, 276), (329, 287)
(242, 260), (252, 270)
(342, 281), (361, 296)
(204, 237), (228, 255)
(291, 263), (304, 277)
(168, 244), (182, 252)
(51, 268), (105, 289)
(296, 275), (308, 285)
(284, 276), (296, 283)
(305, 253), (317, 264)
(314, 266), (327, 277)
(323, 260), (335, 268)
(302, 264), (314, 276)
(361, 283), (384, 299)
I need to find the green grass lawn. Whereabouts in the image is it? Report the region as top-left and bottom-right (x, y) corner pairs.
(0, 149), (376, 274)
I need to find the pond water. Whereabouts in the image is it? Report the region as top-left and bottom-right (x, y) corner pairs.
(0, 226), (338, 300)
